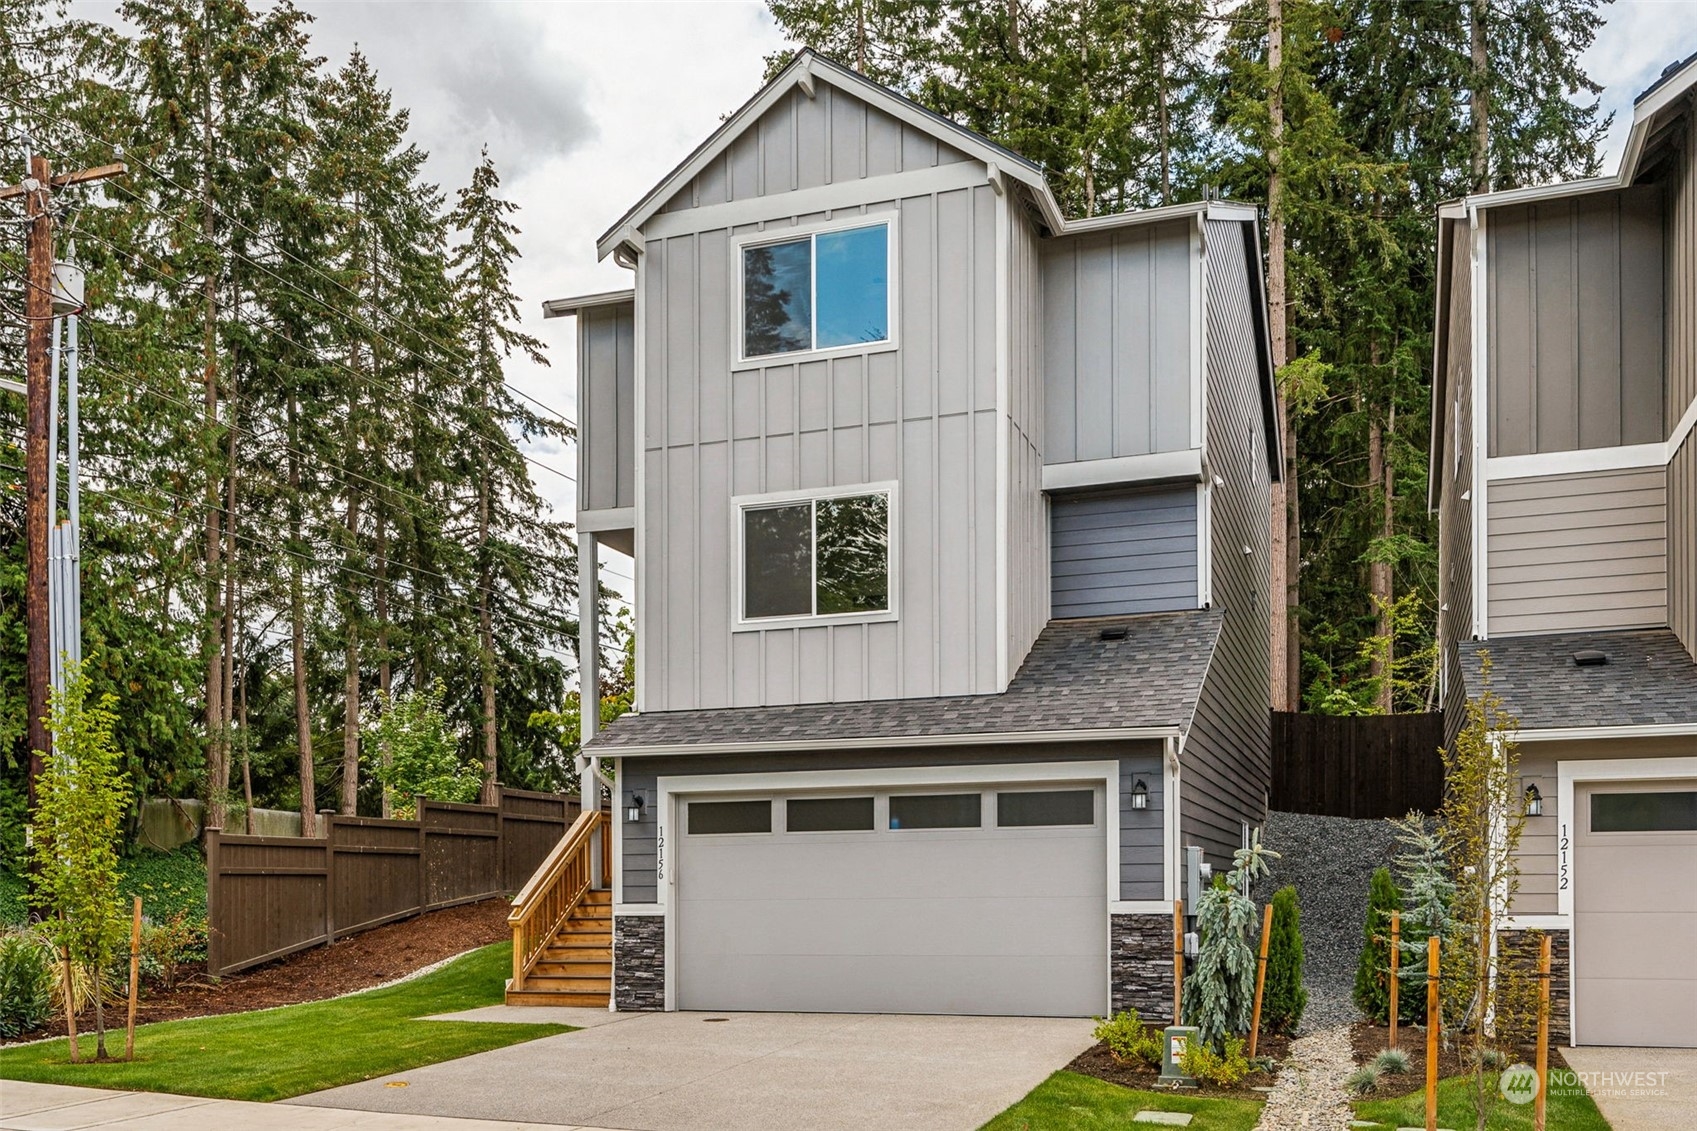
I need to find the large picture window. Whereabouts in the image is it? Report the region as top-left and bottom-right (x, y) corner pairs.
(742, 222), (891, 359)
(741, 489), (892, 622)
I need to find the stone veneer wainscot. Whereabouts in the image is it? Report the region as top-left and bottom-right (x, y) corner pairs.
(614, 914), (665, 1011)
(1111, 913), (1176, 1019)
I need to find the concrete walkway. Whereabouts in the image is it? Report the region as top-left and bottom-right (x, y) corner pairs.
(292, 1010), (1096, 1131)
(1561, 1046), (1697, 1131)
(0, 1081), (596, 1130)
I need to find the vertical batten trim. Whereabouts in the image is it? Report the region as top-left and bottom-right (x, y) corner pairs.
(1471, 206), (1491, 640)
(633, 248), (649, 708)
(995, 181), (1011, 689)
(1190, 216), (1206, 451)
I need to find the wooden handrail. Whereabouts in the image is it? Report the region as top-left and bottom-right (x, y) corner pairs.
(509, 808), (603, 991)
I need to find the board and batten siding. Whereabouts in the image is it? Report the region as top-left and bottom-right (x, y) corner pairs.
(1664, 108), (1697, 660)
(578, 302), (637, 514)
(639, 108), (1003, 712)
(1050, 488), (1197, 618)
(1041, 221), (1194, 465)
(1182, 219), (1273, 865)
(1006, 201), (1050, 673)
(1438, 219), (1477, 739)
(1486, 466), (1668, 636)
(1671, 432), (1696, 658)
(657, 83), (970, 213)
(617, 739), (1168, 906)
(1486, 186), (1665, 457)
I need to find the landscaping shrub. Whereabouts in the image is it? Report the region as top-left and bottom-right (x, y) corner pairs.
(1261, 884), (1306, 1034)
(0, 931), (55, 1037)
(1181, 1035), (1251, 1087)
(0, 870), (26, 929)
(1092, 1009), (1163, 1067)
(1477, 1047), (1507, 1071)
(1182, 834), (1276, 1049)
(1389, 812), (1454, 1023)
(1352, 865), (1402, 1024)
(1347, 1064), (1381, 1096)
(1373, 1047), (1411, 1075)
(118, 847), (206, 926)
(139, 913), (205, 990)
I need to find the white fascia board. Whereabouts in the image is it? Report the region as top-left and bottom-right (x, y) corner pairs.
(1042, 449), (1204, 493)
(594, 725), (1182, 759)
(1058, 199), (1210, 236)
(1462, 175), (1620, 212)
(543, 288), (636, 319)
(1204, 201), (1258, 224)
(1511, 723), (1697, 743)
(577, 506), (636, 534)
(1484, 443), (1667, 481)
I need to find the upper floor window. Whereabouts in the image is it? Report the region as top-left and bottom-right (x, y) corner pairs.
(741, 221), (891, 360)
(740, 487), (893, 624)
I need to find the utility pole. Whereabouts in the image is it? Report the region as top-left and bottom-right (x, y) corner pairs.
(1, 152), (125, 808)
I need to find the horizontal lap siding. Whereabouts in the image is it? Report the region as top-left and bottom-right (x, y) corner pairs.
(1486, 187), (1665, 457)
(615, 739), (1167, 904)
(1439, 220), (1477, 740)
(1184, 220), (1273, 866)
(1041, 222), (1193, 465)
(1486, 467), (1668, 635)
(1050, 489), (1198, 618)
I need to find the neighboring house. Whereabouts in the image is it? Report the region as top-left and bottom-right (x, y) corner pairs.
(1431, 54), (1697, 1049)
(542, 51), (1280, 1018)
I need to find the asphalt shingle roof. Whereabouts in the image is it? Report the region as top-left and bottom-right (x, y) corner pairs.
(1458, 628), (1697, 730)
(588, 608), (1224, 751)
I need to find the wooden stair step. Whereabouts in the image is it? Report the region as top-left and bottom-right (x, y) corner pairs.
(506, 989), (609, 1007)
(531, 960), (610, 978)
(541, 943), (611, 960)
(522, 975), (611, 993)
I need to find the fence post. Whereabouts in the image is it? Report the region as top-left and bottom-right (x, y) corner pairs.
(494, 786), (507, 894)
(417, 796), (431, 914)
(1389, 910), (1400, 1049)
(322, 811), (338, 943)
(204, 824), (222, 975)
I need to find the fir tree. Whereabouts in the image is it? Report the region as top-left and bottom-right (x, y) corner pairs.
(1262, 885), (1307, 1034)
(1352, 865), (1402, 1024)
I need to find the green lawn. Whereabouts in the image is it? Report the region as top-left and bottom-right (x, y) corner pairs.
(0, 941), (568, 1101)
(1354, 1071), (1613, 1130)
(982, 1071), (1265, 1131)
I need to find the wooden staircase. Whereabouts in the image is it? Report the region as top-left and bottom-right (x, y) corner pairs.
(506, 808), (613, 1007)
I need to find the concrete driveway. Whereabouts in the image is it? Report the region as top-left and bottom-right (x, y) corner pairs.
(1560, 1046), (1697, 1131)
(290, 1009), (1096, 1131)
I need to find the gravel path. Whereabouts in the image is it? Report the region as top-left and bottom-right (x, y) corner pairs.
(1255, 810), (1401, 1034)
(1253, 1023), (1359, 1130)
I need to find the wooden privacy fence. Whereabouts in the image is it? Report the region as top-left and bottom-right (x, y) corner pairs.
(206, 788), (579, 976)
(1269, 711), (1446, 819)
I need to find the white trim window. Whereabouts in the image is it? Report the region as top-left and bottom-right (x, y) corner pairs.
(737, 483), (897, 628)
(738, 218), (895, 362)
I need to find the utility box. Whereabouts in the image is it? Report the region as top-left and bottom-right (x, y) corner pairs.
(1159, 1025), (1199, 1087)
(1184, 845), (1213, 908)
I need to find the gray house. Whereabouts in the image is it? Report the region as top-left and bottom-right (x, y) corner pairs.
(1431, 55), (1697, 1049)
(542, 52), (1280, 1018)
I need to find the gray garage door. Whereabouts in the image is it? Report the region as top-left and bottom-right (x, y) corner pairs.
(1574, 781), (1697, 1047)
(675, 784), (1108, 1016)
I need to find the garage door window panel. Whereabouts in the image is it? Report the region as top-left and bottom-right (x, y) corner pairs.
(786, 796), (875, 832)
(889, 793), (982, 830)
(997, 789), (1096, 828)
(688, 799), (772, 835)
(1591, 791), (1697, 832)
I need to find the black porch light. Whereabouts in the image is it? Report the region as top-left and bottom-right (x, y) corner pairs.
(626, 792), (646, 823)
(1130, 779), (1150, 811)
(1524, 783), (1543, 818)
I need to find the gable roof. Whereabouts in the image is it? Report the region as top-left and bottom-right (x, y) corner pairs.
(597, 50), (1067, 259)
(1458, 629), (1697, 731)
(587, 609), (1223, 754)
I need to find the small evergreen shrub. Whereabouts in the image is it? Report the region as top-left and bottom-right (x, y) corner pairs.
(1478, 1047), (1508, 1070)
(1373, 1047), (1411, 1075)
(1262, 885), (1307, 1033)
(1182, 1035), (1252, 1087)
(1093, 1009), (1163, 1066)
(1182, 834), (1277, 1049)
(0, 931), (55, 1037)
(1347, 1064), (1381, 1096)
(1352, 866), (1403, 1024)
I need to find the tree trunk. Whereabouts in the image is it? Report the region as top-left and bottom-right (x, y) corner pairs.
(1471, 0), (1490, 193)
(219, 369), (238, 816)
(341, 488), (361, 816)
(287, 394), (315, 836)
(201, 98), (226, 828)
(1369, 415), (1393, 712)
(93, 971), (106, 1060)
(478, 470), (498, 804)
(1158, 50), (1171, 205)
(1266, 0), (1296, 711)
(376, 504), (392, 817)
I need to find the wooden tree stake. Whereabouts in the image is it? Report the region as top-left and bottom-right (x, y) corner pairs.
(61, 948), (80, 1064)
(1172, 899), (1184, 1025)
(1426, 935), (1439, 1131)
(1535, 933), (1551, 1131)
(1249, 901), (1274, 1057)
(125, 896), (142, 1060)
(1389, 909), (1400, 1049)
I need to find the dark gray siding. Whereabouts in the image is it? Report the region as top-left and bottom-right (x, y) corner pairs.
(1050, 487), (1198, 618)
(1182, 219), (1273, 867)
(1437, 220), (1477, 740)
(616, 739), (1167, 904)
(579, 302), (636, 513)
(1486, 186), (1665, 457)
(1041, 221), (1194, 464)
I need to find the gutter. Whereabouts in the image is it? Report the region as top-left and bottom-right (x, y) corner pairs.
(588, 724), (1184, 759)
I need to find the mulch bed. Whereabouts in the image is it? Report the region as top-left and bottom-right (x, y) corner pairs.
(4, 897), (512, 1045)
(1349, 1021), (1570, 1096)
(1067, 1029), (1292, 1100)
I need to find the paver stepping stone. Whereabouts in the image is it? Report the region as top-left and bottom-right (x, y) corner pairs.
(1133, 1113), (1194, 1126)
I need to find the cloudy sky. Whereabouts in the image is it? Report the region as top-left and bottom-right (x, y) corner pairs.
(95, 0), (1697, 590)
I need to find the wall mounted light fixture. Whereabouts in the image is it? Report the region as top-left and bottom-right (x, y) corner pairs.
(1523, 783), (1542, 818)
(626, 792), (646, 823)
(1130, 778), (1150, 811)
